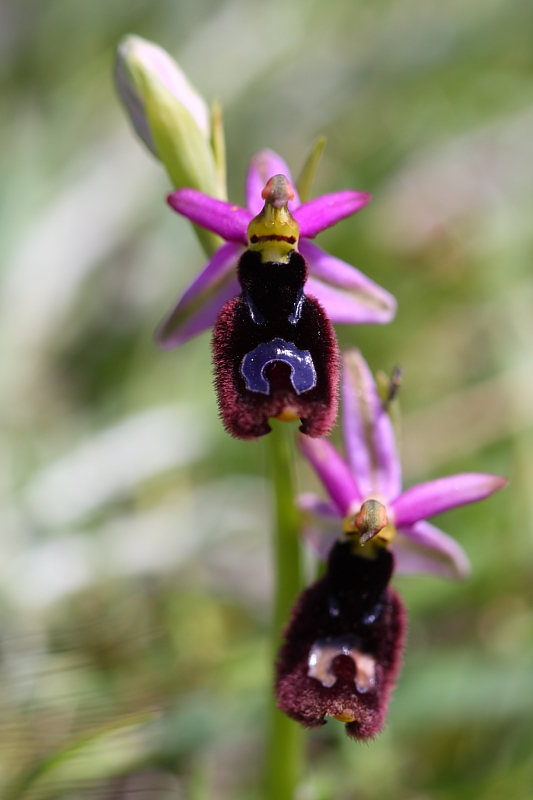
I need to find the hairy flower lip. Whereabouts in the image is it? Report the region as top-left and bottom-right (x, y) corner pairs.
(212, 248), (339, 440)
(276, 544), (406, 740)
(159, 150), (396, 348)
(298, 348), (507, 579)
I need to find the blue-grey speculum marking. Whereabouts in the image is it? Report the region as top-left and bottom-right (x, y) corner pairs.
(240, 338), (317, 395)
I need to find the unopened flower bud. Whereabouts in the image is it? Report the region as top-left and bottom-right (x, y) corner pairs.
(114, 35), (220, 200)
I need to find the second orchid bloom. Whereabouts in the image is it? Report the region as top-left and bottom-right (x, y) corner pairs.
(275, 349), (506, 738)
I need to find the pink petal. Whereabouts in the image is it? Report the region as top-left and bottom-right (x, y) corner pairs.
(294, 191), (371, 239)
(340, 349), (402, 501)
(297, 492), (342, 520)
(170, 241), (243, 312)
(394, 521), (471, 579)
(245, 149), (299, 216)
(157, 273), (240, 347)
(156, 241), (243, 347)
(298, 435), (361, 516)
(305, 277), (396, 325)
(167, 189), (251, 243)
(391, 473), (508, 528)
(301, 241), (396, 324)
(297, 493), (342, 561)
(301, 524), (339, 562)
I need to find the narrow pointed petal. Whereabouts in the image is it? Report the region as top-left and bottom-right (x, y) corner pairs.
(156, 241), (243, 348)
(294, 191), (371, 239)
(391, 473), (507, 528)
(305, 278), (395, 325)
(298, 493), (342, 561)
(246, 150), (299, 215)
(167, 189), (250, 243)
(340, 349), (402, 501)
(172, 241), (243, 312)
(299, 435), (361, 516)
(298, 492), (342, 521)
(157, 273), (240, 347)
(392, 546), (458, 579)
(394, 521), (471, 579)
(301, 524), (338, 561)
(301, 242), (396, 324)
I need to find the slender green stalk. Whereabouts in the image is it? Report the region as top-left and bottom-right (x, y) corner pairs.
(265, 420), (304, 800)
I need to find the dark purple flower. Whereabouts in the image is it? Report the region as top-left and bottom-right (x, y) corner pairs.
(157, 150), (396, 347)
(276, 541), (406, 739)
(275, 349), (507, 739)
(299, 348), (507, 578)
(212, 175), (339, 439)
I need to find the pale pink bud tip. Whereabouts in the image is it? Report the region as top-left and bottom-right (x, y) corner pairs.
(261, 174), (295, 208)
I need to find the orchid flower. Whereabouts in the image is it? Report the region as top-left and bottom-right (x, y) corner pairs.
(299, 348), (507, 579)
(212, 175), (340, 440)
(158, 149), (397, 347)
(275, 349), (506, 739)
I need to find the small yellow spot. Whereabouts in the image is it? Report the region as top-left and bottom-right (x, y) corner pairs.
(231, 205), (239, 211)
(334, 710), (357, 723)
(275, 407), (300, 422)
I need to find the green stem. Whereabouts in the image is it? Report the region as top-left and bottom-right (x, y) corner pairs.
(265, 420), (304, 800)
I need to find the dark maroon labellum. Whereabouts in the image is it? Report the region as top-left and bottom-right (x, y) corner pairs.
(212, 249), (339, 440)
(276, 543), (406, 739)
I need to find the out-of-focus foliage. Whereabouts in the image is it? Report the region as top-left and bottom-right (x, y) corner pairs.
(0, 1), (531, 798)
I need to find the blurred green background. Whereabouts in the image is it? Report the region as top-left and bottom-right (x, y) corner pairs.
(0, 0), (531, 798)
